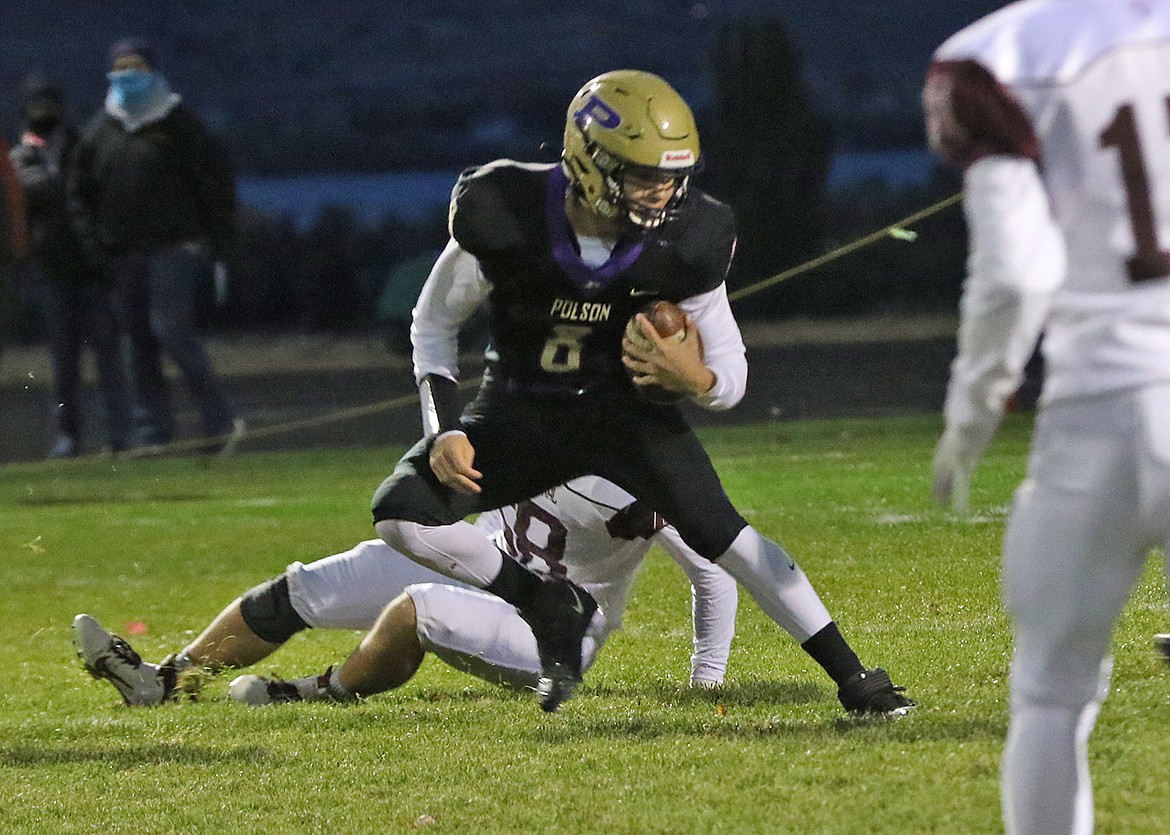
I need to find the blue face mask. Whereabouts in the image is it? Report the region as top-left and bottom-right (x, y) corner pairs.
(107, 69), (156, 109)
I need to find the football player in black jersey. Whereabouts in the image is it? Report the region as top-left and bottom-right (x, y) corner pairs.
(372, 70), (913, 714)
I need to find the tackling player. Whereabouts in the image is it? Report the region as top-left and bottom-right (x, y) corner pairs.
(72, 476), (896, 714)
(370, 69), (913, 712)
(925, 3), (1170, 832)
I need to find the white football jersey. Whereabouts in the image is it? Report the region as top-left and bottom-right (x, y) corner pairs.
(927, 0), (1170, 404)
(287, 475), (736, 676)
(478, 475), (673, 627)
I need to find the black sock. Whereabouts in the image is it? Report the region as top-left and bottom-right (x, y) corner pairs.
(801, 622), (864, 686)
(484, 555), (542, 607)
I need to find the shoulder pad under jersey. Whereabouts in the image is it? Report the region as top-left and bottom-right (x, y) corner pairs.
(923, 59), (1039, 169)
(449, 160), (554, 257)
(662, 190), (737, 295)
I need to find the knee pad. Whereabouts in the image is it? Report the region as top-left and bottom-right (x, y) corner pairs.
(239, 574), (310, 644)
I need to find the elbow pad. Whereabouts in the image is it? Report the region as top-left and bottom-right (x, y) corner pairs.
(419, 374), (462, 437)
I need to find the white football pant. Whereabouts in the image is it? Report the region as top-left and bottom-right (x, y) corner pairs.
(285, 541), (606, 688)
(1002, 385), (1170, 835)
(407, 582), (606, 688)
(285, 539), (461, 631)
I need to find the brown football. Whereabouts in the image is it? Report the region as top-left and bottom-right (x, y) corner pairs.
(624, 300), (687, 403)
(625, 300), (686, 347)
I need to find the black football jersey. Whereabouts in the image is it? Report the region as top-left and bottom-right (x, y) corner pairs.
(450, 161), (736, 397)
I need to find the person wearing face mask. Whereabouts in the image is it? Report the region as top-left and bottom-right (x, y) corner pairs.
(68, 39), (244, 456)
(9, 76), (132, 458)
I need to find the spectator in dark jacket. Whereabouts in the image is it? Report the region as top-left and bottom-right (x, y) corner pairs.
(69, 39), (244, 454)
(0, 133), (29, 367)
(11, 77), (133, 457)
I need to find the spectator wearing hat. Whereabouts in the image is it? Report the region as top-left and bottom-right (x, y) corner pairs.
(68, 39), (244, 455)
(10, 76), (133, 457)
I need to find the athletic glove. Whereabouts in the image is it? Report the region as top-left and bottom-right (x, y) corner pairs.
(931, 420), (999, 514)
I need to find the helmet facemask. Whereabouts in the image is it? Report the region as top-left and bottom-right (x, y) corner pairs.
(567, 124), (695, 230)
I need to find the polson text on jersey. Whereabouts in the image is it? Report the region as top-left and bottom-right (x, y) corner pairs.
(549, 299), (612, 323)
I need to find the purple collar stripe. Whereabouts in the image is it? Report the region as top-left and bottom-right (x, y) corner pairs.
(545, 166), (644, 298)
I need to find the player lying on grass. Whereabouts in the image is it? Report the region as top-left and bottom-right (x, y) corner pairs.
(73, 476), (732, 700)
(74, 476), (912, 715)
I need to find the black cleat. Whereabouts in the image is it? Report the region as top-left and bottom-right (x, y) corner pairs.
(535, 663), (581, 713)
(1156, 634), (1170, 667)
(837, 667), (916, 717)
(515, 575), (599, 712)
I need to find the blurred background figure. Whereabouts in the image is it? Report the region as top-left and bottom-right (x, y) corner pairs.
(0, 132), (28, 368)
(925, 1), (1170, 832)
(69, 38), (243, 455)
(10, 76), (132, 458)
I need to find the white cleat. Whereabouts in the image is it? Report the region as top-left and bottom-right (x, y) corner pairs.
(228, 671), (332, 706)
(72, 614), (168, 706)
(228, 674), (277, 705)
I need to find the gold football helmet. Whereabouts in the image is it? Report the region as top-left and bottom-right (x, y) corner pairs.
(562, 70), (700, 229)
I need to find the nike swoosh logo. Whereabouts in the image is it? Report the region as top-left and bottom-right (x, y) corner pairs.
(629, 289), (659, 297)
(567, 586), (586, 615)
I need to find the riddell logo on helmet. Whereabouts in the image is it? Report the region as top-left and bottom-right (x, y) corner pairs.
(660, 149), (694, 167)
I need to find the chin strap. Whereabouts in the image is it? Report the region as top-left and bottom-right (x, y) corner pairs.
(419, 374), (463, 437)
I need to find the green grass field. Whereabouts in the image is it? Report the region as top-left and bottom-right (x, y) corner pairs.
(2, 415), (1167, 834)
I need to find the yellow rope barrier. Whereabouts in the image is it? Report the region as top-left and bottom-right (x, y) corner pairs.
(727, 191), (963, 303)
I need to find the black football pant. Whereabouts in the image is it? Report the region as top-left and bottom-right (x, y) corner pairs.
(371, 387), (747, 560)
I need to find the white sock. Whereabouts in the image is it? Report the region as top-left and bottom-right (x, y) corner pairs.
(715, 527), (832, 642)
(325, 666), (353, 701)
(169, 649), (195, 672)
(375, 519), (504, 587)
(281, 669), (344, 703)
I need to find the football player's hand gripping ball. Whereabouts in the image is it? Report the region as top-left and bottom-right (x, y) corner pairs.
(622, 303), (712, 403)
